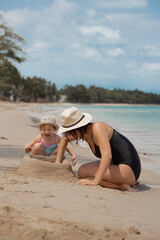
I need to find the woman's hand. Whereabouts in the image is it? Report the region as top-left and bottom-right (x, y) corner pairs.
(77, 178), (98, 186)
(71, 154), (76, 166)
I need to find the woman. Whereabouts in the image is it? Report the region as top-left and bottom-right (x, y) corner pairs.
(56, 107), (141, 191)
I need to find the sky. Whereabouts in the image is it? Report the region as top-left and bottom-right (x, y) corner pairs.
(1, 0), (160, 93)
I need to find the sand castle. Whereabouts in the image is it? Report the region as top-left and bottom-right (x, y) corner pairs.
(18, 154), (77, 182)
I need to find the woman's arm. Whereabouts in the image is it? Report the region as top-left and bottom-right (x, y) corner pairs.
(94, 145), (111, 184)
(56, 136), (68, 163)
(79, 122), (112, 185)
(66, 145), (76, 166)
(94, 124), (112, 184)
(56, 134), (76, 165)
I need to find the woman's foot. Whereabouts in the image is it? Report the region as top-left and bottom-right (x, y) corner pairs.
(120, 184), (139, 192)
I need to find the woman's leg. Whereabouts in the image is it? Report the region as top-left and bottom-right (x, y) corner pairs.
(78, 161), (138, 191)
(32, 143), (44, 155)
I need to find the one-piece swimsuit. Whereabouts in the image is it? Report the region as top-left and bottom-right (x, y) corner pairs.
(88, 129), (141, 181)
(40, 134), (57, 156)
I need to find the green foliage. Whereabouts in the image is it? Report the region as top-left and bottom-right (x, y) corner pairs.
(21, 77), (59, 102)
(0, 15), (25, 64)
(61, 85), (160, 104)
(88, 85), (107, 103)
(0, 63), (59, 101)
(63, 84), (89, 103)
(0, 15), (26, 100)
(0, 60), (23, 100)
(45, 81), (59, 102)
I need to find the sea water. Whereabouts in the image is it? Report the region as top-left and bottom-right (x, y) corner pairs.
(26, 104), (160, 174)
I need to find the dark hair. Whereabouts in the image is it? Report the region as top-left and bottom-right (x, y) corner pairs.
(64, 123), (91, 144)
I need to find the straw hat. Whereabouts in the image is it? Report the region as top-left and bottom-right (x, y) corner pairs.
(38, 115), (59, 130)
(58, 107), (92, 134)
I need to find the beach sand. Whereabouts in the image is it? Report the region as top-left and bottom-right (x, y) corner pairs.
(0, 101), (160, 240)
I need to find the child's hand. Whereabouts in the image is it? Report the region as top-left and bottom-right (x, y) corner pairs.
(25, 144), (32, 153)
(71, 154), (76, 166)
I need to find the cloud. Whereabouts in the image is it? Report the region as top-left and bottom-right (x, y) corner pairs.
(0, 0), (78, 31)
(70, 42), (100, 59)
(1, 0), (79, 52)
(141, 45), (160, 57)
(93, 0), (148, 9)
(81, 47), (100, 58)
(27, 42), (51, 56)
(86, 9), (96, 18)
(132, 62), (160, 76)
(106, 48), (124, 57)
(0, 8), (38, 29)
(79, 25), (121, 43)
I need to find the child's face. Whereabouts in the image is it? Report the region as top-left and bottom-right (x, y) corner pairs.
(40, 124), (55, 139)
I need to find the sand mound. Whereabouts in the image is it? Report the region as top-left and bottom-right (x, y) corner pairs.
(18, 154), (77, 182)
(0, 206), (130, 240)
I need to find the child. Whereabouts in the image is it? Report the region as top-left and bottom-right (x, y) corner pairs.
(25, 115), (76, 166)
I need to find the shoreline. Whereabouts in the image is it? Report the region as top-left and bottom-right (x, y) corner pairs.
(0, 101), (160, 239)
(1, 100), (160, 108)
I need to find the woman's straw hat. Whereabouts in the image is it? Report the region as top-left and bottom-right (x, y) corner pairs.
(58, 107), (92, 134)
(38, 115), (59, 130)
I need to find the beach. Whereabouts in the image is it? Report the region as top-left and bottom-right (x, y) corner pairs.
(0, 101), (160, 240)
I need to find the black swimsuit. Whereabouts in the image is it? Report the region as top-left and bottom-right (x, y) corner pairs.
(89, 129), (141, 181)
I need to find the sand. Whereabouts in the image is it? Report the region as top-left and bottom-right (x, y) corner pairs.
(0, 101), (160, 240)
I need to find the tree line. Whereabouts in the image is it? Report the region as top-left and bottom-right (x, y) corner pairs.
(0, 15), (160, 104)
(60, 85), (160, 104)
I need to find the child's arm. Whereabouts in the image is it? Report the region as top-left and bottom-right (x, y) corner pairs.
(25, 135), (41, 153)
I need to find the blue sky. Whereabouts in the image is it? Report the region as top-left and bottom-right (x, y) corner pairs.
(1, 0), (160, 93)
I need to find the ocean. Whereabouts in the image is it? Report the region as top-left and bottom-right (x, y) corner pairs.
(26, 104), (160, 175)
